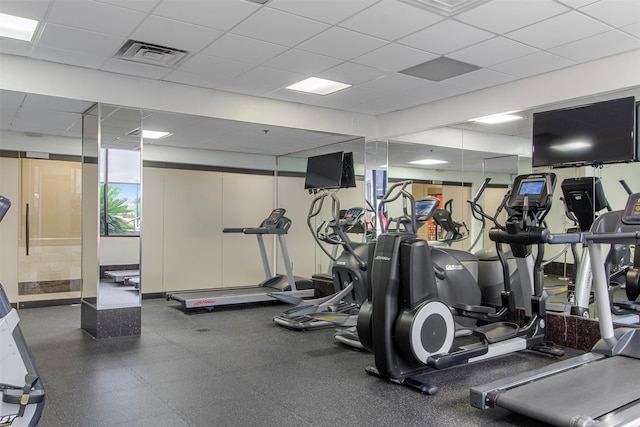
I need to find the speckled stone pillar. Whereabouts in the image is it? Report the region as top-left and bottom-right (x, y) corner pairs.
(81, 301), (141, 339)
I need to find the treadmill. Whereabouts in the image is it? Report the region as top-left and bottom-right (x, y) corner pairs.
(470, 191), (640, 427)
(167, 208), (313, 309)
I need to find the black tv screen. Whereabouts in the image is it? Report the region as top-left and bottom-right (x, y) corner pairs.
(532, 96), (636, 168)
(304, 152), (344, 190)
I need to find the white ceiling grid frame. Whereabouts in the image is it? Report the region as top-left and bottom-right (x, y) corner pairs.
(337, 0), (444, 41)
(505, 10), (613, 49)
(397, 19), (495, 54)
(150, 0), (261, 31)
(46, 0), (146, 37)
(455, 0), (570, 34)
(229, 7), (330, 47)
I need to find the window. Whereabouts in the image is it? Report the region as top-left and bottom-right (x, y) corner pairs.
(99, 148), (141, 236)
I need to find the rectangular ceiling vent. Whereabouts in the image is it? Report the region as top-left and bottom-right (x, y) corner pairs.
(400, 0), (490, 17)
(115, 40), (188, 67)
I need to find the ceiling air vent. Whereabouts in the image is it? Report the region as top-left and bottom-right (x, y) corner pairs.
(115, 40), (188, 67)
(400, 0), (490, 17)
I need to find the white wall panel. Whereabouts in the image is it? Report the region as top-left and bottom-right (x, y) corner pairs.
(162, 168), (223, 292)
(221, 173), (275, 288)
(141, 167), (164, 294)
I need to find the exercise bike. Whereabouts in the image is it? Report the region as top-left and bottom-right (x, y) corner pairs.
(356, 174), (562, 394)
(0, 196), (46, 426)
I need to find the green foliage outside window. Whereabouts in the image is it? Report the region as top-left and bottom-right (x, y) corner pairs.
(99, 184), (139, 235)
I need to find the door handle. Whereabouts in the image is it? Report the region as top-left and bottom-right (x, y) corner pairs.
(25, 203), (30, 256)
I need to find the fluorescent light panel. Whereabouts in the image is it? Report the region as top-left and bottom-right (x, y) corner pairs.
(0, 13), (38, 41)
(472, 114), (523, 124)
(142, 130), (172, 139)
(286, 77), (351, 95)
(409, 159), (448, 165)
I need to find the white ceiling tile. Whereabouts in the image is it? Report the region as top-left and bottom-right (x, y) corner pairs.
(555, 0), (600, 8)
(398, 19), (493, 55)
(366, 93), (429, 112)
(101, 58), (174, 79)
(230, 7), (329, 47)
(490, 51), (576, 77)
(506, 11), (611, 49)
(267, 0), (377, 25)
(162, 70), (223, 89)
(264, 49), (343, 75)
(31, 45), (107, 69)
(0, 91), (25, 107)
(352, 43), (438, 72)
(361, 73), (430, 92)
(622, 22), (640, 38)
(316, 62), (388, 85)
(442, 68), (517, 90)
(130, 15), (223, 52)
(550, 29), (640, 62)
(47, 1), (146, 37)
(346, 102), (393, 115)
(297, 27), (387, 60)
(397, 81), (467, 103)
(309, 86), (385, 109)
(178, 54), (254, 79)
(22, 94), (93, 112)
(201, 34), (287, 65)
(0, 0), (49, 20)
(152, 0), (259, 31)
(456, 0), (569, 34)
(13, 108), (81, 132)
(0, 38), (34, 57)
(38, 24), (124, 57)
(95, 0), (160, 13)
(448, 36), (538, 67)
(218, 66), (305, 96)
(580, 0), (640, 27)
(339, 1), (443, 41)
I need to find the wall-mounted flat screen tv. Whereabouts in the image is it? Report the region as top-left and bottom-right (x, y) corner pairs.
(304, 151), (356, 190)
(532, 96), (636, 168)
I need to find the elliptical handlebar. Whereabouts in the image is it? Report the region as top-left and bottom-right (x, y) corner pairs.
(378, 180), (417, 235)
(306, 189), (367, 269)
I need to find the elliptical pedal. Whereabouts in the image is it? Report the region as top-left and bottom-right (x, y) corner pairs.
(473, 322), (519, 343)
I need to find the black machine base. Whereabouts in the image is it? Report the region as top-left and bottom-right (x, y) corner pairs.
(364, 366), (439, 395)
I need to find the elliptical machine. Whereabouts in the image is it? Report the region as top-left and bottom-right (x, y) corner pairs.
(272, 190), (369, 330)
(356, 174), (562, 394)
(0, 196), (46, 426)
(562, 177), (635, 317)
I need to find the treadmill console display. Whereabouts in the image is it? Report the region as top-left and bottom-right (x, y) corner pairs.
(264, 208), (286, 227)
(343, 208), (364, 225)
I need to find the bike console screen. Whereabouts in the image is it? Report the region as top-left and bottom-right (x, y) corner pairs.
(508, 173), (556, 213)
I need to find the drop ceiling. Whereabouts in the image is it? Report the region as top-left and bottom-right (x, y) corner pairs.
(0, 0), (639, 170)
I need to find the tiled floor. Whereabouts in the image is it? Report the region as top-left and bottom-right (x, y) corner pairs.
(15, 298), (582, 427)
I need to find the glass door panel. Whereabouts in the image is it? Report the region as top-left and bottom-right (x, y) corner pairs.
(18, 157), (82, 302)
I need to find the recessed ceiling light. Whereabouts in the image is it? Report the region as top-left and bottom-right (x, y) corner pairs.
(550, 141), (592, 152)
(0, 13), (38, 41)
(409, 159), (448, 165)
(142, 130), (172, 139)
(286, 77), (351, 95)
(471, 114), (523, 124)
